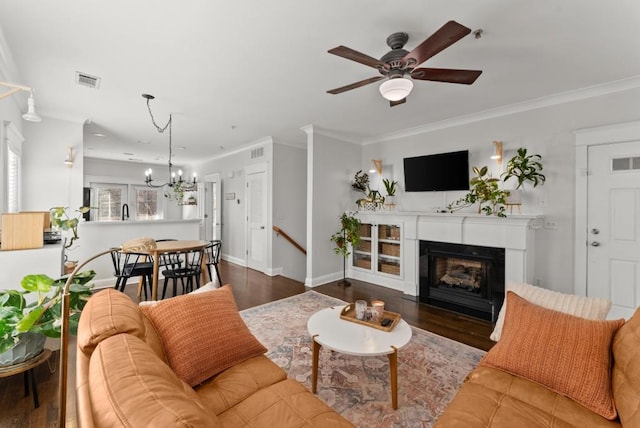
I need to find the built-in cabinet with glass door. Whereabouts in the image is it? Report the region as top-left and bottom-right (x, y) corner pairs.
(352, 221), (402, 278)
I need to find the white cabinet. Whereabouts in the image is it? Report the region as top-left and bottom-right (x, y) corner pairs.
(350, 216), (403, 289)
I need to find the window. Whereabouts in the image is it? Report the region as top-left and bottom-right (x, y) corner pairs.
(4, 123), (23, 213)
(134, 186), (163, 220)
(92, 183), (127, 221)
(90, 182), (165, 221)
(7, 145), (20, 213)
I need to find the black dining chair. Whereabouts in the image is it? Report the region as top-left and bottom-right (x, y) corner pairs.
(110, 248), (154, 299)
(160, 248), (203, 298)
(203, 240), (222, 285)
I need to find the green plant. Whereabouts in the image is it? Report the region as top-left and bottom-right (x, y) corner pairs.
(356, 189), (385, 209)
(50, 206), (92, 249)
(448, 166), (510, 217)
(351, 170), (370, 193)
(0, 270), (95, 354)
(382, 178), (398, 196)
(502, 147), (546, 189)
(330, 212), (362, 258)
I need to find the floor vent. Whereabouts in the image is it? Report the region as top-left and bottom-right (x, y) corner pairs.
(75, 72), (101, 89)
(251, 147), (264, 159)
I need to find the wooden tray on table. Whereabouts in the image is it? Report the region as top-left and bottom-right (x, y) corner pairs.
(339, 303), (401, 332)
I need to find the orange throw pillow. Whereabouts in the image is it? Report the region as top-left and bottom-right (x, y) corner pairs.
(480, 291), (624, 420)
(140, 285), (267, 387)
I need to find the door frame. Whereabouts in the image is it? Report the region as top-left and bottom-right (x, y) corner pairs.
(574, 120), (640, 296)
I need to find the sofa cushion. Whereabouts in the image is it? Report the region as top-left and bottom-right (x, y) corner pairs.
(77, 288), (146, 357)
(89, 333), (221, 427)
(196, 355), (287, 415)
(435, 366), (621, 428)
(481, 292), (624, 420)
(218, 378), (355, 427)
(140, 284), (267, 387)
(490, 281), (611, 341)
(612, 307), (640, 426)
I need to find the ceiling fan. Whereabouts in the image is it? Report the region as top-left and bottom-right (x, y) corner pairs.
(327, 20), (482, 107)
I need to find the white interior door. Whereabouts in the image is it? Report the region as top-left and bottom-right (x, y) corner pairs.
(246, 167), (267, 271)
(587, 141), (640, 319)
(203, 173), (221, 241)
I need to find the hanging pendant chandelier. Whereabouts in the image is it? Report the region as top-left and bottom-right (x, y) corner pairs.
(141, 94), (196, 201)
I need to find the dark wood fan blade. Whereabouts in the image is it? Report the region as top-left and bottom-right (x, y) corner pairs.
(411, 68), (482, 84)
(328, 46), (387, 70)
(402, 21), (471, 68)
(327, 76), (384, 94)
(390, 98), (406, 107)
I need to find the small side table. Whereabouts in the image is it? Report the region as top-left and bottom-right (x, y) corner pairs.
(0, 349), (52, 408)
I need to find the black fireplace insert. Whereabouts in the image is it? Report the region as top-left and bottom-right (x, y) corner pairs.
(419, 240), (505, 322)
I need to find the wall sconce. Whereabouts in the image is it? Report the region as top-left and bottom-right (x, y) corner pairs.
(369, 159), (383, 175)
(64, 146), (74, 168)
(0, 81), (42, 122)
(490, 141), (502, 164)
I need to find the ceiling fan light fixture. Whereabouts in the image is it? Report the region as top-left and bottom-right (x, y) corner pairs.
(379, 77), (413, 102)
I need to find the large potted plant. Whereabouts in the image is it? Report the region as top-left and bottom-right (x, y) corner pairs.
(330, 212), (361, 287)
(447, 166), (510, 217)
(501, 148), (546, 204)
(0, 270), (95, 366)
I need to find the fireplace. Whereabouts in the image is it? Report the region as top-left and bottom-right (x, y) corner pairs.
(419, 240), (505, 322)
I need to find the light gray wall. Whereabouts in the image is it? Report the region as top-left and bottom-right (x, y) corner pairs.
(272, 143), (307, 281)
(305, 127), (361, 286)
(193, 139), (274, 265)
(22, 117), (84, 212)
(362, 87), (640, 294)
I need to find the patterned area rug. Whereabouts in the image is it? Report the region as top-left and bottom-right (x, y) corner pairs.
(240, 291), (485, 428)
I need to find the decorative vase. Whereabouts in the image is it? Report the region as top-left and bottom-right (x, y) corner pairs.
(0, 332), (46, 366)
(505, 189), (523, 205)
(384, 195), (396, 210)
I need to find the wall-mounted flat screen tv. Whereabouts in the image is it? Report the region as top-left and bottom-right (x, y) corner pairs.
(403, 150), (470, 192)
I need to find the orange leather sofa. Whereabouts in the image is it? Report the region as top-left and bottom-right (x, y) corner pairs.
(435, 308), (640, 427)
(75, 289), (354, 427)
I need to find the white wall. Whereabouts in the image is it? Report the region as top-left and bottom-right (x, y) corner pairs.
(272, 143), (307, 281)
(305, 126), (361, 286)
(22, 117), (84, 212)
(361, 87), (640, 294)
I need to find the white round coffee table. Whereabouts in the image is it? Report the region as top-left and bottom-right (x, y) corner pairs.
(307, 305), (412, 409)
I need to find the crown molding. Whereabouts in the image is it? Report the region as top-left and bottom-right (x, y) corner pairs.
(300, 124), (361, 144)
(364, 75), (640, 145)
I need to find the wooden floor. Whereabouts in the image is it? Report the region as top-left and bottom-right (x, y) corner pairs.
(0, 260), (494, 427)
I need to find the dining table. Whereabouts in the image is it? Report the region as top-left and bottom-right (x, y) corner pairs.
(135, 239), (211, 300)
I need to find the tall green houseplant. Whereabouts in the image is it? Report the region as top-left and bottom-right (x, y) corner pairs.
(330, 212), (361, 286)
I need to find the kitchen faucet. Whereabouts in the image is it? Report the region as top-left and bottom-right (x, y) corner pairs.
(122, 203), (129, 221)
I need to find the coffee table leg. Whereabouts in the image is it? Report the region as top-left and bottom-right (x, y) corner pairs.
(388, 346), (398, 410)
(311, 334), (321, 393)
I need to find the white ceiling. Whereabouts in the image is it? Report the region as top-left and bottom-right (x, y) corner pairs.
(1, 1), (639, 165)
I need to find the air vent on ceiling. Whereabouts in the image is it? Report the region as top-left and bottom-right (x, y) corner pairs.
(251, 147), (264, 159)
(75, 71), (101, 89)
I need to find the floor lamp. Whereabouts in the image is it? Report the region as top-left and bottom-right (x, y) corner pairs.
(57, 249), (112, 427)
(58, 238), (158, 426)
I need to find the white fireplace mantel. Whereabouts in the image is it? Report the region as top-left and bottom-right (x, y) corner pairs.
(353, 211), (543, 297)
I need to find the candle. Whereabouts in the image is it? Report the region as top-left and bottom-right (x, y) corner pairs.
(372, 300), (385, 320)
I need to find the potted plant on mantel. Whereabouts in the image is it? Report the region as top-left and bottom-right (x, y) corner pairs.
(0, 270), (95, 366)
(501, 147), (546, 204)
(330, 212), (361, 287)
(382, 178), (398, 209)
(447, 166), (510, 217)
